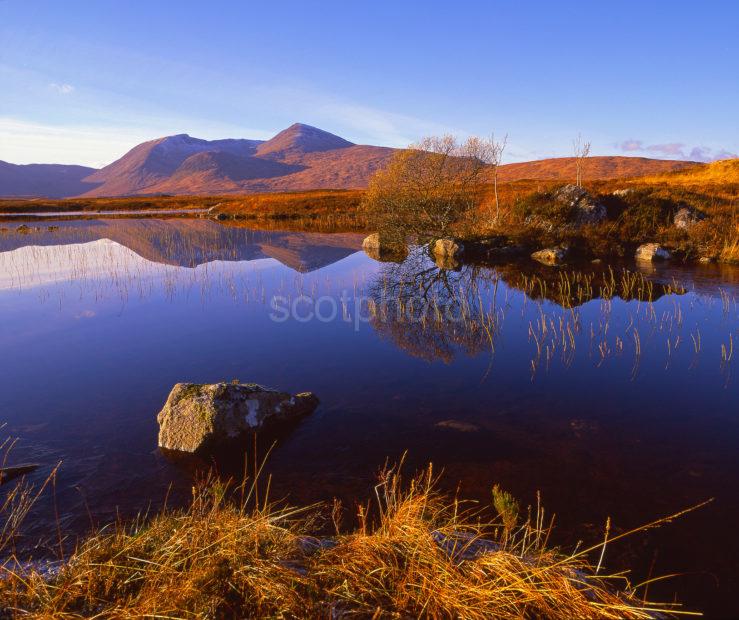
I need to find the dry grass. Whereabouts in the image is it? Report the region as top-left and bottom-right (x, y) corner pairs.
(0, 461), (701, 619)
(636, 159), (739, 186)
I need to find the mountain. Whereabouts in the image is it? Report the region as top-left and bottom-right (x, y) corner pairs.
(0, 124), (708, 198)
(78, 123), (393, 196)
(82, 134), (264, 197)
(0, 161), (99, 198)
(497, 156), (697, 181)
(256, 123), (354, 159)
(142, 151), (304, 194)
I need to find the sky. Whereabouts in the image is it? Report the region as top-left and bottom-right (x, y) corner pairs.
(1, 0), (737, 168)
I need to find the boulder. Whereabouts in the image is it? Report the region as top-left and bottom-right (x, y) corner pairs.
(673, 206), (705, 230)
(362, 233), (407, 262)
(531, 246), (568, 266)
(635, 243), (671, 262)
(551, 184), (607, 226)
(157, 382), (319, 453)
(431, 238), (464, 259)
(611, 188), (634, 197)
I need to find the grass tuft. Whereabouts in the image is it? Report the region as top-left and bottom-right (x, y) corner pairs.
(0, 461), (703, 618)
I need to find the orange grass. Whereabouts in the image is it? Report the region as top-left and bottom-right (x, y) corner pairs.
(0, 461), (704, 619)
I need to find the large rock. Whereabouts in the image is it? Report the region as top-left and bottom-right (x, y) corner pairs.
(673, 206), (705, 230)
(531, 246), (568, 266)
(157, 382), (319, 453)
(635, 243), (671, 262)
(431, 238), (464, 259)
(362, 233), (407, 262)
(551, 184), (607, 226)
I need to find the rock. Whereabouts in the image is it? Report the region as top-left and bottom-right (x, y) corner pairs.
(436, 419), (479, 433)
(635, 243), (671, 262)
(698, 256), (715, 264)
(612, 188), (634, 197)
(157, 382), (319, 453)
(0, 464), (40, 486)
(362, 233), (407, 262)
(551, 184), (607, 226)
(465, 237), (527, 260)
(531, 246), (568, 266)
(16, 224), (32, 234)
(431, 238), (464, 259)
(673, 206), (705, 230)
(431, 530), (501, 562)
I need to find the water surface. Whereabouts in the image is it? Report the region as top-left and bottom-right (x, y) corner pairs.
(1, 218), (738, 616)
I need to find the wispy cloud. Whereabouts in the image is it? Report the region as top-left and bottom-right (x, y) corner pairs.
(617, 139), (644, 152)
(0, 117), (155, 167)
(49, 82), (74, 95)
(646, 143), (685, 156)
(616, 139), (736, 162)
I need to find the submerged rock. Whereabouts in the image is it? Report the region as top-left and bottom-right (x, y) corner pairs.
(531, 246), (568, 266)
(673, 206), (705, 230)
(0, 464), (39, 486)
(635, 243), (671, 262)
(435, 419), (480, 433)
(157, 382), (319, 453)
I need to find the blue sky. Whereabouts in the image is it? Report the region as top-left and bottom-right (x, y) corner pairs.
(1, 0), (737, 167)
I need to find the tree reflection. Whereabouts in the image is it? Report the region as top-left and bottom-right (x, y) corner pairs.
(367, 248), (501, 363)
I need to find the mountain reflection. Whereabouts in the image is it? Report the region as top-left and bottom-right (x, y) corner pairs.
(0, 219), (364, 274)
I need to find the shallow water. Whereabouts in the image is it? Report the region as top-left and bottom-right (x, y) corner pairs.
(0, 208), (207, 218)
(1, 218), (738, 616)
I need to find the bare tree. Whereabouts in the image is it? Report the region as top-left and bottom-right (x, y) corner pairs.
(489, 132), (508, 223)
(573, 133), (591, 187)
(363, 135), (494, 243)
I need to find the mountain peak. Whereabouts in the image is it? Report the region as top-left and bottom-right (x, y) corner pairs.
(256, 123), (354, 159)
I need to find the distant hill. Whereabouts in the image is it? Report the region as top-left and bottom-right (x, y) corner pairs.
(0, 125), (712, 198)
(497, 156), (697, 182)
(0, 161), (99, 198)
(635, 158), (739, 184)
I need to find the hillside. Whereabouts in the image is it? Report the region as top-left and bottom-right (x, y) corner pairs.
(636, 157), (739, 185)
(82, 134), (264, 197)
(497, 156), (697, 181)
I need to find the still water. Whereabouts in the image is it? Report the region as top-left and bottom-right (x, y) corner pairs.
(0, 218), (738, 615)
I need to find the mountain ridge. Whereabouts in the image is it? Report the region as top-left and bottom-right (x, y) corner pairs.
(0, 124), (709, 198)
